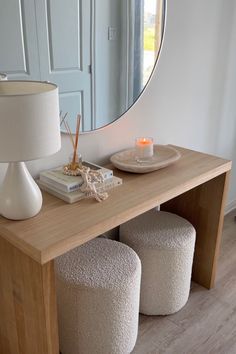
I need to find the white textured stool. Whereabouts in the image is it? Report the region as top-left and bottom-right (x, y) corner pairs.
(120, 210), (196, 315)
(55, 238), (141, 354)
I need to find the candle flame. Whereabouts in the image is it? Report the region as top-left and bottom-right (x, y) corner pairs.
(139, 138), (151, 145)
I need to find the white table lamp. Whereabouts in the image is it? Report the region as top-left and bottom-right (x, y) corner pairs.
(0, 81), (61, 220)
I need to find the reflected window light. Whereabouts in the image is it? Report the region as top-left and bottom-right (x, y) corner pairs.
(132, 0), (164, 101)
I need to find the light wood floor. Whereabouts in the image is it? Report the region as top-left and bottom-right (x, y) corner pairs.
(132, 210), (236, 354)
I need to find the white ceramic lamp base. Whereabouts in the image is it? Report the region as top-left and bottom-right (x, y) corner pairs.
(0, 162), (42, 220)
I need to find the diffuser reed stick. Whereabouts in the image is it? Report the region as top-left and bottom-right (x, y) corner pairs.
(71, 114), (81, 167)
(60, 112), (68, 127)
(62, 113), (82, 175)
(64, 121), (75, 149)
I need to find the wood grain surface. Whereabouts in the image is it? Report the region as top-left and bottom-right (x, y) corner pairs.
(0, 237), (59, 354)
(0, 146), (231, 265)
(161, 171), (230, 289)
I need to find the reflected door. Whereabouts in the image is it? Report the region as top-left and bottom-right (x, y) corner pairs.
(0, 0), (40, 80)
(0, 0), (92, 132)
(35, 0), (92, 132)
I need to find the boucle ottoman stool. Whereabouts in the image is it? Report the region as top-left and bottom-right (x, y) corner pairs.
(120, 210), (196, 315)
(55, 238), (141, 354)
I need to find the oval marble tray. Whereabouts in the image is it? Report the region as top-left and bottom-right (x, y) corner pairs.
(110, 145), (181, 173)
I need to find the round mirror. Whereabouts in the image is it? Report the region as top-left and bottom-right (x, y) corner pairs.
(0, 0), (166, 133)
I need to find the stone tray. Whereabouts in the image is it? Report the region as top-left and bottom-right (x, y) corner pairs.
(110, 145), (181, 173)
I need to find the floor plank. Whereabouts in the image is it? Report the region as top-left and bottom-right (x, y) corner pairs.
(132, 210), (236, 354)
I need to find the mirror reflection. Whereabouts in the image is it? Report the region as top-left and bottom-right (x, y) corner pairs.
(0, 0), (165, 132)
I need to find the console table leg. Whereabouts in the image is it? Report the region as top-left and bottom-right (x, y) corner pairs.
(0, 236), (59, 354)
(161, 172), (230, 289)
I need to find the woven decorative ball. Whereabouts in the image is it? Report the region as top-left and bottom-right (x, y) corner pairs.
(55, 238), (141, 354)
(120, 210), (196, 315)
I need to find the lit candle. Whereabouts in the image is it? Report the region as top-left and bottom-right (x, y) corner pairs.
(135, 137), (154, 159)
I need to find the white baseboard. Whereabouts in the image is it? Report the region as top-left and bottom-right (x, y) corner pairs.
(225, 199), (236, 215)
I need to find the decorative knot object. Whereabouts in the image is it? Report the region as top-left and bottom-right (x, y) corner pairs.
(79, 166), (108, 202)
(64, 165), (108, 202)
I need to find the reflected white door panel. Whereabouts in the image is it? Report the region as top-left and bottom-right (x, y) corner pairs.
(35, 0), (92, 132)
(0, 0), (40, 80)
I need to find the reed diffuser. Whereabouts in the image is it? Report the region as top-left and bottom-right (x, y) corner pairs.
(63, 114), (82, 175)
(60, 112), (109, 201)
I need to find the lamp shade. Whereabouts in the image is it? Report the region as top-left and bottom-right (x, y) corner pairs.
(0, 81), (61, 162)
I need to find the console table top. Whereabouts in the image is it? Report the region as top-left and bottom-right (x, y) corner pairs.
(0, 145), (231, 264)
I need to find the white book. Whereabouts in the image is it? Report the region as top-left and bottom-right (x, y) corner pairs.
(40, 169), (83, 192)
(39, 162), (113, 193)
(37, 176), (122, 204)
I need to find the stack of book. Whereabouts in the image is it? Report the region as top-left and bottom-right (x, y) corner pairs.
(37, 161), (122, 203)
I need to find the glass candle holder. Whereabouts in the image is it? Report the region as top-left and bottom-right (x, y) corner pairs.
(69, 152), (83, 169)
(135, 137), (154, 161)
(63, 152), (83, 176)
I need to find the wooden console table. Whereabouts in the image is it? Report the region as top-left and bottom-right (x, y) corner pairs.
(0, 146), (231, 354)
